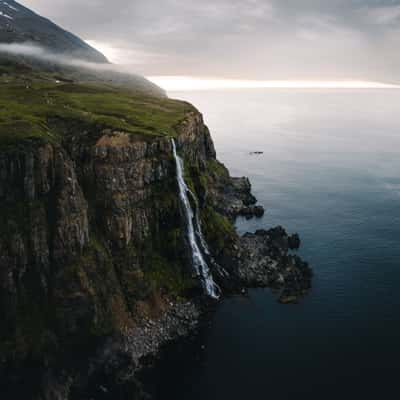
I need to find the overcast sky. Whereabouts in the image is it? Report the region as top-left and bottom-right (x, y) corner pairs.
(19, 0), (400, 82)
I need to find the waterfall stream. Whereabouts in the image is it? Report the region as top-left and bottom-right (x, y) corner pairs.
(171, 139), (219, 299)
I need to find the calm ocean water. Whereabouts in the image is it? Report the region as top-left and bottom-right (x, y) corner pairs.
(149, 89), (400, 399)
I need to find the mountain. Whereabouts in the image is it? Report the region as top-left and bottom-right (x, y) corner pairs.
(0, 0), (107, 62)
(0, 0), (165, 96)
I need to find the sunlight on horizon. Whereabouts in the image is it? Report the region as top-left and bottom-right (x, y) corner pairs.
(84, 40), (400, 91)
(147, 76), (400, 91)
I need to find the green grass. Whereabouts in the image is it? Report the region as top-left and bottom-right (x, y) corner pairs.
(0, 75), (194, 149)
(201, 206), (235, 255)
(143, 253), (195, 297)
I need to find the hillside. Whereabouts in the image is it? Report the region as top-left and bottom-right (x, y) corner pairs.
(0, 73), (193, 150)
(0, 1), (165, 96)
(0, 0), (107, 62)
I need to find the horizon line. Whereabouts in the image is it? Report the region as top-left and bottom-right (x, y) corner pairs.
(147, 76), (400, 91)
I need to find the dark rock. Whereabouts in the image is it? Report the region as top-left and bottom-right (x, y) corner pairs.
(237, 227), (312, 303)
(240, 205), (265, 219)
(253, 205), (265, 218)
(279, 295), (298, 304)
(288, 233), (301, 250)
(210, 174), (266, 221)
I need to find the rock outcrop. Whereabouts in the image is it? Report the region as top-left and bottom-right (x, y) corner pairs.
(238, 227), (312, 303)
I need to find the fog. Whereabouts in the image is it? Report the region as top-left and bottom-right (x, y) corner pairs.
(0, 42), (118, 72)
(19, 0), (400, 83)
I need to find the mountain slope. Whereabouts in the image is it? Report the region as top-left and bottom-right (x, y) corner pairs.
(0, 0), (107, 62)
(0, 1), (165, 96)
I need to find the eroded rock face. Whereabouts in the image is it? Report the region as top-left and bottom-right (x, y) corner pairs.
(90, 133), (173, 248)
(174, 111), (216, 163)
(0, 145), (90, 346)
(172, 112), (264, 220)
(0, 108), (252, 398)
(0, 109), (247, 365)
(238, 227), (312, 303)
(0, 108), (311, 399)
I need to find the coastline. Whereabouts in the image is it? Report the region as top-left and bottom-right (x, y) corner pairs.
(0, 87), (311, 398)
(79, 211), (312, 399)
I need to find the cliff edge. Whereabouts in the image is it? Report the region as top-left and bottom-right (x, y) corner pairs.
(0, 76), (311, 398)
(0, 3), (311, 397)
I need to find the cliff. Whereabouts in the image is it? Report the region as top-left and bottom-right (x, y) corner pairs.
(0, 69), (260, 393)
(0, 3), (313, 397)
(1, 68), (318, 400)
(1, 101), (219, 345)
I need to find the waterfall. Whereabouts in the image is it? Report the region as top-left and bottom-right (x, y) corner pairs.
(171, 139), (220, 299)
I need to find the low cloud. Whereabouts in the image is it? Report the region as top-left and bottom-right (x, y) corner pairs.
(17, 0), (400, 82)
(0, 42), (111, 70)
(0, 42), (138, 75)
(362, 5), (400, 25)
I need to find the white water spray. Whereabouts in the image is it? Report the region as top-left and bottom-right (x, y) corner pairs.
(171, 139), (219, 299)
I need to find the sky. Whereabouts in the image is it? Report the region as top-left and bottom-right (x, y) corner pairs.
(18, 0), (400, 84)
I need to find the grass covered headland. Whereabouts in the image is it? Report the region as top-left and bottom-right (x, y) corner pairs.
(0, 69), (194, 149)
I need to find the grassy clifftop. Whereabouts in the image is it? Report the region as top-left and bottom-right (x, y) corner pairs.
(0, 71), (194, 149)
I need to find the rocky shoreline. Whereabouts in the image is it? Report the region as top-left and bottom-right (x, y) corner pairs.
(79, 225), (312, 399)
(238, 227), (312, 303)
(80, 300), (204, 399)
(1, 158), (312, 399)
(211, 174), (266, 220)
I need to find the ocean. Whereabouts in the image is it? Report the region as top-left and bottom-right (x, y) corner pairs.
(148, 88), (400, 399)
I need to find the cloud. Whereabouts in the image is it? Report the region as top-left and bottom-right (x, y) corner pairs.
(84, 40), (164, 66)
(17, 0), (400, 82)
(0, 42), (135, 74)
(362, 4), (400, 25)
(148, 76), (400, 91)
(0, 42), (111, 70)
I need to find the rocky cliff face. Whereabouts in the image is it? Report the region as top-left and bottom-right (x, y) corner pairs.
(0, 3), (309, 398)
(0, 103), (311, 398)
(0, 109), (254, 373)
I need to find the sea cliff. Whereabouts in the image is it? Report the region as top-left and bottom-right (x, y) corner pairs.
(0, 77), (311, 398)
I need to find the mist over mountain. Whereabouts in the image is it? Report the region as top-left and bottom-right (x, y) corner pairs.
(0, 0), (165, 96)
(0, 0), (107, 63)
(19, 0), (400, 82)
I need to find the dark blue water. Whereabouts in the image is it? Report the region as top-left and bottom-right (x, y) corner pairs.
(150, 89), (400, 399)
